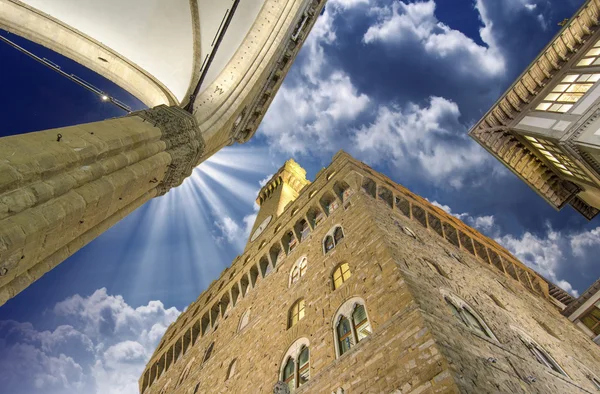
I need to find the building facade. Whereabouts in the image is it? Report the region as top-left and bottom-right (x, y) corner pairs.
(469, 0), (600, 220)
(0, 0), (327, 306)
(564, 279), (600, 345)
(140, 152), (600, 394)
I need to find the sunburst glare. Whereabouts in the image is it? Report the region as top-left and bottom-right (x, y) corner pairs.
(81, 145), (278, 306)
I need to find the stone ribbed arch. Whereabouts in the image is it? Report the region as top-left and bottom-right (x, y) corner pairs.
(0, 0), (178, 107)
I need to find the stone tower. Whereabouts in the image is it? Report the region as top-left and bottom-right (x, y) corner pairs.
(140, 151), (600, 394)
(248, 159), (310, 247)
(0, 0), (328, 306)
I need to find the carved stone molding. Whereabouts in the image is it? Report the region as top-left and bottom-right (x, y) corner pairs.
(273, 381), (290, 394)
(132, 105), (205, 195)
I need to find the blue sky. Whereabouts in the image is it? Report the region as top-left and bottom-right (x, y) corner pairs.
(1, 0), (599, 393)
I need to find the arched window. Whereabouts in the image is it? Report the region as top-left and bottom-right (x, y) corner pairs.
(299, 219), (310, 240)
(238, 309), (250, 331)
(352, 304), (372, 341)
(203, 342), (214, 364)
(288, 299), (306, 328)
(514, 328), (568, 376)
(158, 379), (171, 394)
(291, 266), (300, 284)
(444, 294), (495, 340)
(332, 263), (352, 290)
(334, 227), (344, 243)
(280, 338), (310, 391)
(333, 298), (372, 357)
(290, 257), (308, 286)
(177, 359), (195, 386)
(324, 235), (334, 253)
(226, 359), (237, 381)
(298, 346), (310, 386)
(337, 316), (353, 356)
(283, 357), (295, 390)
(323, 226), (345, 254)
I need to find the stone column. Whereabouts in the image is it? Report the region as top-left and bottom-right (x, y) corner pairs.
(0, 105), (203, 305)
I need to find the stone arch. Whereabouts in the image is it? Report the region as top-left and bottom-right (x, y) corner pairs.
(238, 309), (251, 332)
(441, 289), (497, 341)
(282, 230), (298, 254)
(270, 243), (284, 268)
(279, 337), (310, 381)
(333, 180), (353, 202)
(378, 186), (393, 207)
(332, 296), (372, 358)
(259, 255), (272, 278)
(294, 218), (310, 241)
(226, 358), (238, 381)
(361, 177), (376, 198)
(289, 256), (308, 287)
(240, 273), (250, 297)
(512, 326), (568, 377)
(306, 205), (325, 229)
(320, 191), (339, 215)
(220, 292), (231, 318)
(323, 225), (344, 254)
(250, 265), (259, 288)
(177, 358), (195, 387)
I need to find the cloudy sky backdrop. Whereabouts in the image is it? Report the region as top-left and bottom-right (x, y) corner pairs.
(1, 0), (599, 393)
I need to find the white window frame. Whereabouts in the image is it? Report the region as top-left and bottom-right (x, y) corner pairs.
(332, 297), (372, 358)
(441, 290), (497, 341)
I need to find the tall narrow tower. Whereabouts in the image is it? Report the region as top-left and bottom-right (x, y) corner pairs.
(248, 159), (310, 246)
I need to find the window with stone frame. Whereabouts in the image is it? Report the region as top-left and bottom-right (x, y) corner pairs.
(288, 299), (306, 328)
(238, 309), (250, 332)
(580, 305), (600, 336)
(333, 298), (372, 358)
(280, 338), (310, 391)
(158, 379), (171, 394)
(202, 342), (214, 364)
(283, 357), (295, 390)
(290, 257), (308, 286)
(444, 295), (495, 339)
(297, 346), (310, 387)
(332, 263), (352, 290)
(177, 359), (195, 387)
(323, 226), (345, 254)
(520, 335), (568, 377)
(300, 219), (310, 240)
(226, 358), (237, 381)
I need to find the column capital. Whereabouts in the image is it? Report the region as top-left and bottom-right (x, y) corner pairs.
(131, 105), (205, 195)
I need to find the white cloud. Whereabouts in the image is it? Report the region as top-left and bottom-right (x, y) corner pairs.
(570, 227), (600, 257)
(352, 97), (488, 187)
(430, 200), (497, 235)
(363, 0), (505, 77)
(261, 70), (370, 156)
(0, 288), (180, 394)
(497, 225), (579, 297)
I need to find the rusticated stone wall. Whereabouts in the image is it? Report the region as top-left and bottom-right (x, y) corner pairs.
(141, 152), (600, 394)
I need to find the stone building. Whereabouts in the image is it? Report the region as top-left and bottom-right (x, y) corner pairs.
(469, 0), (600, 220)
(0, 0), (327, 305)
(564, 279), (600, 345)
(140, 152), (600, 394)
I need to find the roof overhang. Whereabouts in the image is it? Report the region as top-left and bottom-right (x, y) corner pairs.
(469, 0), (600, 220)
